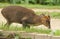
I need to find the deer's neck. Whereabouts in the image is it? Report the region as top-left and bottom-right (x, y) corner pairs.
(32, 15), (42, 25)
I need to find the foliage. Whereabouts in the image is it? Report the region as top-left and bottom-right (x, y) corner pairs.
(0, 3), (60, 9)
(0, 0), (60, 5)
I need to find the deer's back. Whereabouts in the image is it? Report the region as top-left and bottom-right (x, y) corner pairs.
(1, 6), (36, 23)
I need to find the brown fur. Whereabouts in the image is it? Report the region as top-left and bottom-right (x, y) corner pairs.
(1, 6), (51, 29)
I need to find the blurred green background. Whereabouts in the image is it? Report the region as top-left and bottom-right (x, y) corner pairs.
(0, 0), (60, 9)
(0, 0), (60, 5)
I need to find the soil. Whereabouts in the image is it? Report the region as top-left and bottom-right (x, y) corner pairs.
(32, 9), (60, 12)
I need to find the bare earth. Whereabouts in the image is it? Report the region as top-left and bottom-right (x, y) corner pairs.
(0, 8), (60, 30)
(32, 9), (60, 12)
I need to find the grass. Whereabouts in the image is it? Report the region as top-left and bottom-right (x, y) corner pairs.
(50, 12), (60, 19)
(35, 12), (60, 19)
(0, 3), (60, 9)
(54, 30), (60, 36)
(0, 23), (60, 36)
(0, 23), (51, 34)
(1, 24), (60, 36)
(23, 27), (51, 34)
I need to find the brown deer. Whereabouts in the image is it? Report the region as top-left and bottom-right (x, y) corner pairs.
(1, 6), (51, 29)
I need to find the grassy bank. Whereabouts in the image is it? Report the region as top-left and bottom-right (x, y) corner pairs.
(0, 24), (60, 36)
(0, 3), (60, 9)
(35, 12), (60, 19)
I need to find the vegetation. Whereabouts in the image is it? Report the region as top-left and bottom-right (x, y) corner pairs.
(0, 23), (60, 36)
(50, 12), (60, 19)
(35, 12), (60, 19)
(0, 0), (60, 5)
(54, 30), (60, 36)
(0, 23), (51, 34)
(0, 3), (60, 9)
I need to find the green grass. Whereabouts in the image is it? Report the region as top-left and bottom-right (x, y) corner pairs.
(0, 3), (60, 9)
(0, 23), (51, 34)
(50, 12), (60, 19)
(35, 12), (60, 19)
(0, 23), (60, 36)
(25, 28), (51, 34)
(54, 30), (60, 36)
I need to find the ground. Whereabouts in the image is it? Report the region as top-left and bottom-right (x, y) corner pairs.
(0, 8), (60, 30)
(32, 9), (60, 12)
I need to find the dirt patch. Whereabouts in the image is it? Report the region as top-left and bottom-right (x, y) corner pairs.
(32, 9), (60, 12)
